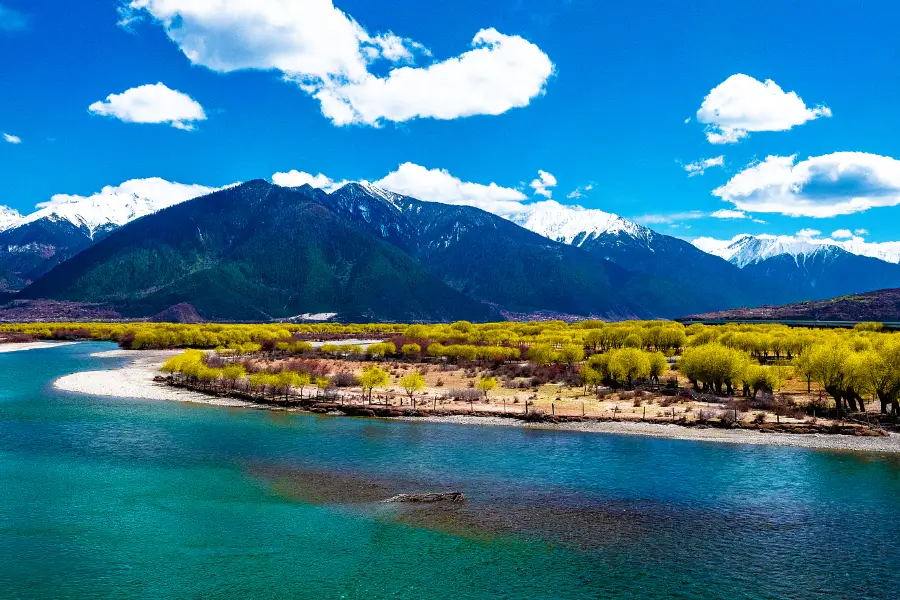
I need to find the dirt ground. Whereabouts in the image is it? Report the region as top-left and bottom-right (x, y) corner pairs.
(257, 357), (851, 427)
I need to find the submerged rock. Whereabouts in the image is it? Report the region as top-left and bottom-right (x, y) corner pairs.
(383, 492), (466, 504)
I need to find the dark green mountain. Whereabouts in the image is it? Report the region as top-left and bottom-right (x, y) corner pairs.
(21, 180), (722, 321)
(21, 181), (497, 322)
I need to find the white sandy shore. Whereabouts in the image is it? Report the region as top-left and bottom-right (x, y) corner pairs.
(54, 350), (256, 408)
(52, 348), (900, 453)
(0, 341), (79, 353)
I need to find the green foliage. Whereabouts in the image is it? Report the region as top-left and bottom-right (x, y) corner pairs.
(400, 343), (422, 356)
(476, 377), (497, 396)
(399, 372), (425, 399)
(678, 344), (751, 395)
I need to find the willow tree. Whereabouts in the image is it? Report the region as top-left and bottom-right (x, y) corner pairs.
(399, 372), (425, 407)
(359, 365), (389, 404)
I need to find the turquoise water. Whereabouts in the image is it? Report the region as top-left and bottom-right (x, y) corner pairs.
(1, 343), (899, 599)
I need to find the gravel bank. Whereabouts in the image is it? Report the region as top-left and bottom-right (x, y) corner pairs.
(395, 414), (900, 453)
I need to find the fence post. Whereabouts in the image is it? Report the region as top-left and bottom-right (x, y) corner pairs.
(552, 403), (555, 416)
(643, 406), (646, 420)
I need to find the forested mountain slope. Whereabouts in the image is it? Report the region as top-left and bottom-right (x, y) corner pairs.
(21, 181), (497, 322)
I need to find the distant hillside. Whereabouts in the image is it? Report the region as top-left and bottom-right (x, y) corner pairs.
(681, 288), (900, 323)
(20, 181), (739, 321)
(21, 181), (497, 322)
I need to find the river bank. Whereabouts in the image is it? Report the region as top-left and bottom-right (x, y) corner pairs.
(0, 341), (79, 353)
(49, 349), (900, 453)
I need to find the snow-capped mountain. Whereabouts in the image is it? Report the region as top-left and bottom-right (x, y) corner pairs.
(692, 234), (900, 302)
(0, 178), (222, 291)
(693, 234), (845, 268)
(0, 206), (23, 232)
(507, 200), (652, 247)
(16, 178), (221, 238)
(693, 234), (900, 267)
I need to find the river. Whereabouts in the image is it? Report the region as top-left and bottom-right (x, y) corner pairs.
(1, 342), (898, 599)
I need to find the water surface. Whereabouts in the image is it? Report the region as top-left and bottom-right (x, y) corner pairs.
(1, 343), (898, 599)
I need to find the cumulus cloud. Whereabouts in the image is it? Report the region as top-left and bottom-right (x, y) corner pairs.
(530, 170), (557, 198)
(697, 74), (831, 144)
(89, 83), (206, 130)
(315, 29), (554, 125)
(272, 170), (348, 193)
(2, 132), (21, 144)
(713, 152), (900, 218)
(373, 162), (528, 215)
(831, 229), (853, 239)
(855, 228), (869, 236)
(684, 156), (724, 177)
(125, 1), (553, 126)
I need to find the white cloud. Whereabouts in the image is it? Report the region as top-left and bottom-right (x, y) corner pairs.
(272, 170), (348, 193)
(697, 74), (831, 144)
(855, 228), (869, 236)
(530, 170), (557, 198)
(831, 229), (853, 239)
(315, 29), (554, 125)
(2, 132), (21, 144)
(126, 1), (553, 126)
(88, 83), (206, 130)
(373, 162), (528, 215)
(683, 155), (724, 177)
(713, 152), (900, 218)
(634, 211), (707, 225)
(796, 228), (821, 238)
(710, 209), (747, 219)
(566, 184), (593, 199)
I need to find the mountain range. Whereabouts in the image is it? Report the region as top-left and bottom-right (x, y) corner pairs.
(4, 179), (900, 321)
(692, 234), (900, 303)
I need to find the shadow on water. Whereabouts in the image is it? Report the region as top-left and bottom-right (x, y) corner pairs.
(245, 461), (813, 553)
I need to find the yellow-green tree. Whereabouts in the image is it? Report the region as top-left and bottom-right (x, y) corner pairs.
(359, 365), (389, 404)
(400, 343), (421, 357)
(399, 372), (425, 407)
(476, 376), (497, 398)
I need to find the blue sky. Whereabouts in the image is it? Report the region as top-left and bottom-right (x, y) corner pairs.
(2, 0), (900, 246)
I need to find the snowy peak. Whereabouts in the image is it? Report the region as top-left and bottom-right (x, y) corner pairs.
(694, 234), (849, 268)
(0, 206), (23, 232)
(13, 178), (221, 238)
(333, 182), (405, 212)
(507, 200), (652, 247)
